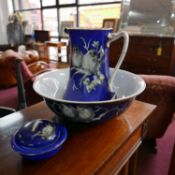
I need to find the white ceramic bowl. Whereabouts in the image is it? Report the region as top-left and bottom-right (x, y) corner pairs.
(33, 68), (146, 123)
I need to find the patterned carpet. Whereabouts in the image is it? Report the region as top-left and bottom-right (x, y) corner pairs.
(0, 86), (18, 108)
(136, 120), (175, 175)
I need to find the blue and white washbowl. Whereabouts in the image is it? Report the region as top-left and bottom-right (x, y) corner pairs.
(33, 68), (146, 123)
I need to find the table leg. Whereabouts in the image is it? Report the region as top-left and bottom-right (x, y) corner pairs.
(128, 150), (138, 175)
(119, 161), (129, 175)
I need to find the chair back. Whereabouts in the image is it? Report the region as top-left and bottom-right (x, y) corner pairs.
(4, 50), (49, 108)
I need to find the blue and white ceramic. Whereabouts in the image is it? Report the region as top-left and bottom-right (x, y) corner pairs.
(33, 68), (146, 123)
(11, 119), (68, 161)
(63, 28), (129, 101)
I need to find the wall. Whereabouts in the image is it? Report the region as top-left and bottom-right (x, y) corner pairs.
(0, 0), (13, 44)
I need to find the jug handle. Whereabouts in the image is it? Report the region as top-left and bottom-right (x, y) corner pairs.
(107, 31), (129, 92)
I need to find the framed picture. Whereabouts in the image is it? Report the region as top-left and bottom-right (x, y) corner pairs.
(60, 21), (74, 38)
(102, 18), (119, 32)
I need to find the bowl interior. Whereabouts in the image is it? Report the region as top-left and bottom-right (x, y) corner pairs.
(33, 68), (146, 103)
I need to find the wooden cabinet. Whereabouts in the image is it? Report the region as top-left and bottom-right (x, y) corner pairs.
(109, 35), (175, 76)
(0, 101), (156, 175)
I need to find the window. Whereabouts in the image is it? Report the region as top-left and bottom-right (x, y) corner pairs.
(59, 7), (77, 33)
(43, 8), (58, 36)
(20, 10), (42, 30)
(14, 0), (40, 10)
(59, 0), (75, 5)
(79, 0), (120, 4)
(79, 4), (121, 28)
(42, 0), (56, 6)
(13, 0), (121, 39)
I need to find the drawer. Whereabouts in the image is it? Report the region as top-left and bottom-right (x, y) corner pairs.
(110, 36), (174, 50)
(109, 35), (174, 46)
(128, 44), (172, 58)
(125, 52), (172, 67)
(129, 36), (174, 46)
(109, 50), (172, 68)
(109, 39), (173, 64)
(120, 63), (170, 75)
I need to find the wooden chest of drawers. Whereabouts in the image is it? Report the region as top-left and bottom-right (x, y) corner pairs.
(109, 35), (175, 76)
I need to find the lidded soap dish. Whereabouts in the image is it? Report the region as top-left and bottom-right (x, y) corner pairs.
(11, 119), (67, 161)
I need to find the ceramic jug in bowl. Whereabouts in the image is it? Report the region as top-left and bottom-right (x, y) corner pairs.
(63, 28), (129, 102)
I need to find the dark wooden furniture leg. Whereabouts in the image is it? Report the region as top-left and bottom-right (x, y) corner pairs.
(146, 138), (157, 154)
(16, 59), (27, 110)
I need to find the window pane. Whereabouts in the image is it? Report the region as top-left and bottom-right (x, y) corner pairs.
(59, 7), (76, 36)
(42, 0), (56, 6)
(43, 9), (58, 36)
(59, 0), (75, 5)
(79, 0), (120, 4)
(14, 0), (40, 10)
(21, 10), (42, 30)
(79, 4), (121, 28)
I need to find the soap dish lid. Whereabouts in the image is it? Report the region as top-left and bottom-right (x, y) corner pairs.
(11, 119), (68, 156)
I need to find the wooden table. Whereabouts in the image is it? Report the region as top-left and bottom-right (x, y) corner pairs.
(0, 100), (155, 175)
(45, 41), (67, 62)
(25, 41), (67, 63)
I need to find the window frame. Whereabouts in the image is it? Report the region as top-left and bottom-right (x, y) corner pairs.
(12, 0), (121, 40)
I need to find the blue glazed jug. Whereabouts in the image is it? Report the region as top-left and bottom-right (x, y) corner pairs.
(63, 28), (129, 102)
